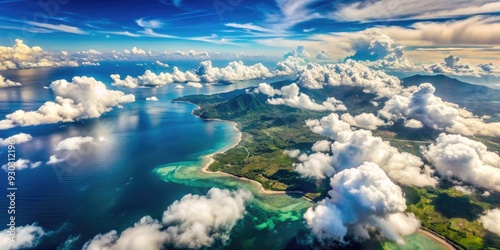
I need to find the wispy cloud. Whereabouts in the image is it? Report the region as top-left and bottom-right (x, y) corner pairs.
(28, 21), (87, 34)
(135, 18), (164, 29)
(332, 0), (500, 21)
(105, 31), (141, 37)
(140, 28), (177, 38)
(225, 23), (275, 33)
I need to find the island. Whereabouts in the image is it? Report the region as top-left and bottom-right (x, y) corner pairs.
(174, 75), (500, 250)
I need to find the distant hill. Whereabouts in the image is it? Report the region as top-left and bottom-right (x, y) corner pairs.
(401, 74), (500, 116)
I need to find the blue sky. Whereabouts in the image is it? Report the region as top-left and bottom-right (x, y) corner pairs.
(0, 0), (499, 62)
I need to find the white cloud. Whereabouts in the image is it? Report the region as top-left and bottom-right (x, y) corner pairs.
(305, 113), (352, 140)
(266, 83), (347, 111)
(28, 21), (87, 34)
(331, 129), (437, 187)
(0, 224), (46, 250)
(480, 209), (500, 237)
(83, 216), (168, 250)
(0, 133), (32, 146)
(196, 60), (273, 83)
(47, 136), (102, 165)
(332, 0), (500, 21)
(125, 47), (146, 55)
(284, 45), (310, 58)
(111, 59), (276, 89)
(146, 96), (159, 101)
(423, 133), (500, 192)
(84, 188), (251, 249)
(304, 162), (420, 244)
(340, 113), (386, 130)
(296, 60), (403, 97)
(283, 149), (301, 158)
(225, 23), (274, 33)
(0, 39), (78, 70)
(454, 185), (475, 195)
(186, 82), (203, 88)
(315, 50), (330, 60)
(155, 61), (169, 68)
(164, 50), (210, 60)
(175, 84), (184, 89)
(2, 159), (42, 172)
(404, 119), (424, 129)
(254, 83), (282, 97)
(0, 77), (135, 129)
(162, 188), (252, 248)
(311, 140), (331, 152)
(379, 83), (500, 137)
(304, 113), (437, 187)
(0, 75), (21, 88)
(295, 152), (335, 179)
(135, 18), (163, 29)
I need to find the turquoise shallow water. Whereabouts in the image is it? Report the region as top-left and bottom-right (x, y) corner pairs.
(0, 63), (446, 249)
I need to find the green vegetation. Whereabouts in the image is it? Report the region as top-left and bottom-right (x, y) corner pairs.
(404, 184), (500, 249)
(177, 81), (332, 198)
(176, 76), (500, 249)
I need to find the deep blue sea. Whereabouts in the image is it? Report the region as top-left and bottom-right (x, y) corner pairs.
(0, 61), (444, 249)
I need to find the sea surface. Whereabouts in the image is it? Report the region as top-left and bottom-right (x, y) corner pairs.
(0, 62), (446, 249)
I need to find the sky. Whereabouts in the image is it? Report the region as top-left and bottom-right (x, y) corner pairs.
(0, 0), (499, 63)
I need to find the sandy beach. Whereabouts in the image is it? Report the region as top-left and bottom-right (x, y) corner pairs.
(418, 228), (456, 250)
(198, 119), (308, 197)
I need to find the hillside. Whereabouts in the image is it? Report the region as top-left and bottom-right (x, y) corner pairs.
(401, 74), (500, 116)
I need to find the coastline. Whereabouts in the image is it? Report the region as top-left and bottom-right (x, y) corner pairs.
(199, 119), (307, 197)
(172, 99), (454, 247)
(418, 228), (456, 250)
(175, 99), (309, 198)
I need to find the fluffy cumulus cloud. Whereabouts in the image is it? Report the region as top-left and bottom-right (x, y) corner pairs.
(0, 75), (21, 88)
(162, 188), (252, 248)
(0, 39), (78, 70)
(196, 60), (273, 83)
(111, 60), (276, 88)
(0, 77), (135, 129)
(340, 113), (386, 130)
(347, 34), (404, 62)
(2, 159), (42, 172)
(480, 209), (500, 237)
(379, 83), (500, 137)
(47, 136), (104, 165)
(423, 55), (500, 77)
(422, 133), (500, 192)
(83, 216), (168, 250)
(305, 113), (352, 140)
(284, 45), (310, 58)
(146, 96), (159, 101)
(259, 83), (347, 111)
(0, 133), (32, 146)
(84, 188), (251, 249)
(332, 30), (500, 77)
(0, 224), (46, 250)
(295, 152), (335, 179)
(296, 60), (403, 97)
(111, 68), (200, 88)
(304, 162), (420, 244)
(302, 113), (437, 186)
(186, 82), (203, 88)
(166, 50), (210, 60)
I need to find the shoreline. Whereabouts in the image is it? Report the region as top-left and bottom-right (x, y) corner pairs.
(199, 119), (308, 197)
(172, 99), (453, 247)
(174, 99), (309, 199)
(418, 228), (456, 250)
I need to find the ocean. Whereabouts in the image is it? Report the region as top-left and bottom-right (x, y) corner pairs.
(0, 62), (446, 249)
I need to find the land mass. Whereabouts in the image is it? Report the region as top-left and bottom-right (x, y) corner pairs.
(174, 75), (500, 249)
